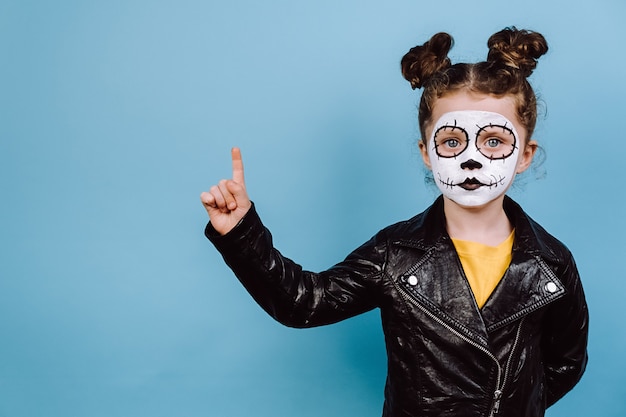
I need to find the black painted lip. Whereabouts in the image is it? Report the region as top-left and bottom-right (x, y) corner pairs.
(458, 177), (483, 190)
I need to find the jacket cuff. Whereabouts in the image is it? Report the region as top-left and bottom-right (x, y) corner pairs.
(204, 202), (262, 251)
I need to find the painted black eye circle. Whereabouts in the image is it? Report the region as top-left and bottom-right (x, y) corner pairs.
(432, 125), (469, 158)
(475, 124), (517, 159)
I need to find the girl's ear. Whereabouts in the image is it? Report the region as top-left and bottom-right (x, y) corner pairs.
(418, 140), (432, 169)
(516, 139), (538, 174)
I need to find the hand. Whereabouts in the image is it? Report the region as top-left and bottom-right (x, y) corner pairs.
(200, 147), (252, 235)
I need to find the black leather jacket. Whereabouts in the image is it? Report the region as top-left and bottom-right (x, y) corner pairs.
(206, 196), (588, 417)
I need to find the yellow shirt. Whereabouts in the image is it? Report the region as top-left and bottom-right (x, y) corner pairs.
(451, 230), (514, 309)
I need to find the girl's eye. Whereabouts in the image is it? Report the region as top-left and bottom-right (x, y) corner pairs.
(486, 138), (501, 148)
(445, 138), (460, 148)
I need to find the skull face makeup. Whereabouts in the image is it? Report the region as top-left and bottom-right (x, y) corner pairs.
(427, 110), (521, 207)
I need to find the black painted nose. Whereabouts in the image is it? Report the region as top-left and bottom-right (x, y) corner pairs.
(460, 159), (482, 170)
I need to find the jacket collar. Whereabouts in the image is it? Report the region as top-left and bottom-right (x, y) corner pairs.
(395, 195), (561, 265)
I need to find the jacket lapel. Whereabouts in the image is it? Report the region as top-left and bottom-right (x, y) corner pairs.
(480, 252), (565, 332)
(393, 195), (566, 345)
(398, 239), (490, 347)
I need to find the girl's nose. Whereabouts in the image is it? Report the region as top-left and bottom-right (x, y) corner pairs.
(460, 159), (482, 170)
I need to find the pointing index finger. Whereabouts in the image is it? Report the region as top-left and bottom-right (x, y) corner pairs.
(231, 147), (245, 185)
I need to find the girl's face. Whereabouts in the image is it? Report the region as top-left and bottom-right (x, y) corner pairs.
(419, 91), (537, 208)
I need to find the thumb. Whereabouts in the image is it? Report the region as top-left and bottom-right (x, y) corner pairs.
(226, 179), (251, 210)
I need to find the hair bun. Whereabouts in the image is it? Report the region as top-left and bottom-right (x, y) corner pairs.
(401, 32), (453, 89)
(487, 27), (548, 77)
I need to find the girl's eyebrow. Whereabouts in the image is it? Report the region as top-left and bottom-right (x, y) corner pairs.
(437, 120), (466, 133)
(442, 120), (460, 129)
(476, 123), (515, 136)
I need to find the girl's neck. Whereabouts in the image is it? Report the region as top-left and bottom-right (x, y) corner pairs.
(443, 196), (513, 246)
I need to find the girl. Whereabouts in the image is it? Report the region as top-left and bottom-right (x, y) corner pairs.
(201, 27), (588, 417)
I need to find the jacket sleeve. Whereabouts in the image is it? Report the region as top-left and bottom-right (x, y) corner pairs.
(542, 254), (589, 407)
(205, 203), (387, 328)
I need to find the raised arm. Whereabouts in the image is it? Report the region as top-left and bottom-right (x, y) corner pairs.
(201, 148), (384, 327)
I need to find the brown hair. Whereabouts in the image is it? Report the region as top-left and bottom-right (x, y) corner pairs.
(401, 27), (548, 143)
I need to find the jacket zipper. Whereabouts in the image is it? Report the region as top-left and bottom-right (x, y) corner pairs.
(395, 283), (525, 416)
(490, 316), (525, 416)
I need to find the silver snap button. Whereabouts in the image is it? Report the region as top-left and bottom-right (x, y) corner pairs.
(545, 282), (557, 293)
(408, 275), (418, 286)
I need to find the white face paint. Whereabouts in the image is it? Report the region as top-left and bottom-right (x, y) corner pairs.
(427, 110), (521, 207)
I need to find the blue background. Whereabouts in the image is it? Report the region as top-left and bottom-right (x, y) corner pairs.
(1, 1), (625, 416)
